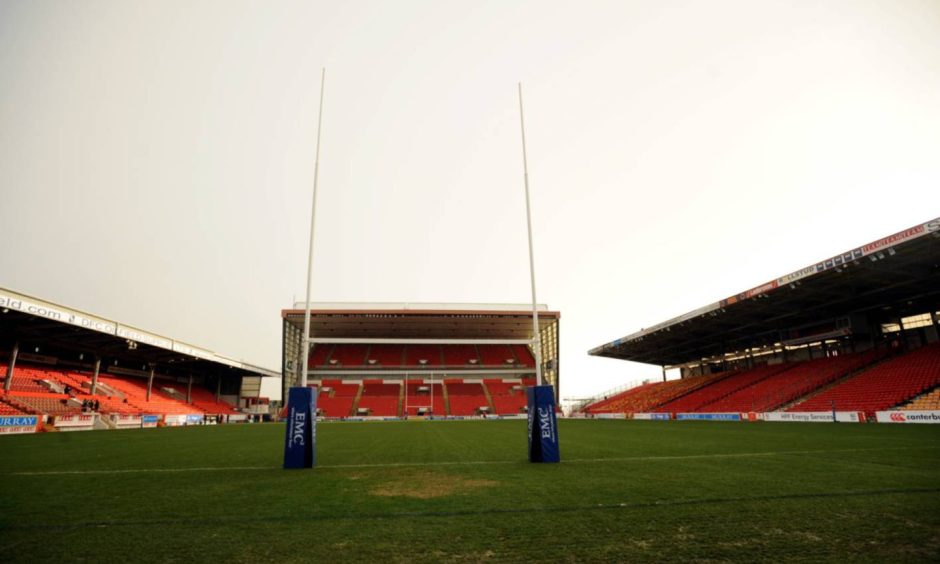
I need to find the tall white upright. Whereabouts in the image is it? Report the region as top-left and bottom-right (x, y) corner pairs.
(518, 83), (543, 387)
(300, 68), (326, 388)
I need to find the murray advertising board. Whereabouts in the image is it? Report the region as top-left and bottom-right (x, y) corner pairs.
(0, 415), (40, 435)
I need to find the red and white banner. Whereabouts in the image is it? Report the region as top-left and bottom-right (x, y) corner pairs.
(54, 413), (97, 431)
(111, 414), (143, 428)
(163, 414), (188, 426)
(876, 411), (940, 424)
(862, 225), (927, 254)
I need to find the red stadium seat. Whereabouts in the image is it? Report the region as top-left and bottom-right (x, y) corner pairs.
(788, 344), (940, 417)
(484, 379), (526, 414)
(366, 345), (405, 367)
(0, 363), (238, 419)
(357, 381), (401, 416)
(445, 381), (490, 415)
(402, 380), (445, 416)
(404, 345), (443, 366)
(328, 345), (369, 366)
(316, 380), (360, 417)
(704, 351), (883, 412)
(477, 345), (516, 367)
(442, 345), (480, 366)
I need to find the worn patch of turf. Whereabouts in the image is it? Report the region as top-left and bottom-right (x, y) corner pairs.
(0, 420), (938, 562)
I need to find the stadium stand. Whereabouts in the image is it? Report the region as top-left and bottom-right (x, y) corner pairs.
(281, 305), (560, 418)
(445, 380), (490, 415)
(3, 366), (53, 393)
(316, 380), (360, 417)
(366, 345), (404, 367)
(655, 364), (794, 413)
(900, 386), (940, 410)
(309, 344), (334, 367)
(585, 373), (731, 414)
(485, 379), (527, 414)
(328, 345), (369, 366)
(478, 345), (516, 366)
(0, 361), (241, 420)
(511, 345), (535, 367)
(357, 381), (401, 416)
(704, 351), (885, 412)
(442, 345), (480, 366)
(97, 376), (202, 415)
(0, 394), (30, 416)
(587, 218), (940, 422)
(404, 345), (443, 366)
(403, 380), (444, 416)
(788, 343), (940, 417)
(4, 392), (81, 416)
(1, 287), (275, 428)
(186, 387), (241, 415)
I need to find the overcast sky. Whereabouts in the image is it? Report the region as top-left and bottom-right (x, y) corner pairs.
(1, 0), (938, 401)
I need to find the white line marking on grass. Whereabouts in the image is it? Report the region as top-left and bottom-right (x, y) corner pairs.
(562, 446), (936, 464)
(12, 466), (274, 476)
(322, 460), (518, 469)
(8, 446), (936, 476)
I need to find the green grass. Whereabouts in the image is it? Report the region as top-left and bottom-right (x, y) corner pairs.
(1, 420), (938, 563)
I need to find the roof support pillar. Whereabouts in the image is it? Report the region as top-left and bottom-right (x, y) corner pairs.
(216, 376), (221, 401)
(146, 364), (155, 402)
(897, 316), (910, 351)
(187, 373), (193, 404)
(90, 357), (101, 396)
(661, 366), (667, 383)
(927, 311), (939, 344)
(3, 341), (18, 392)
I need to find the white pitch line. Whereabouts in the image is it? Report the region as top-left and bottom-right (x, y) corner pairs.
(11, 466), (274, 476)
(8, 446), (935, 476)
